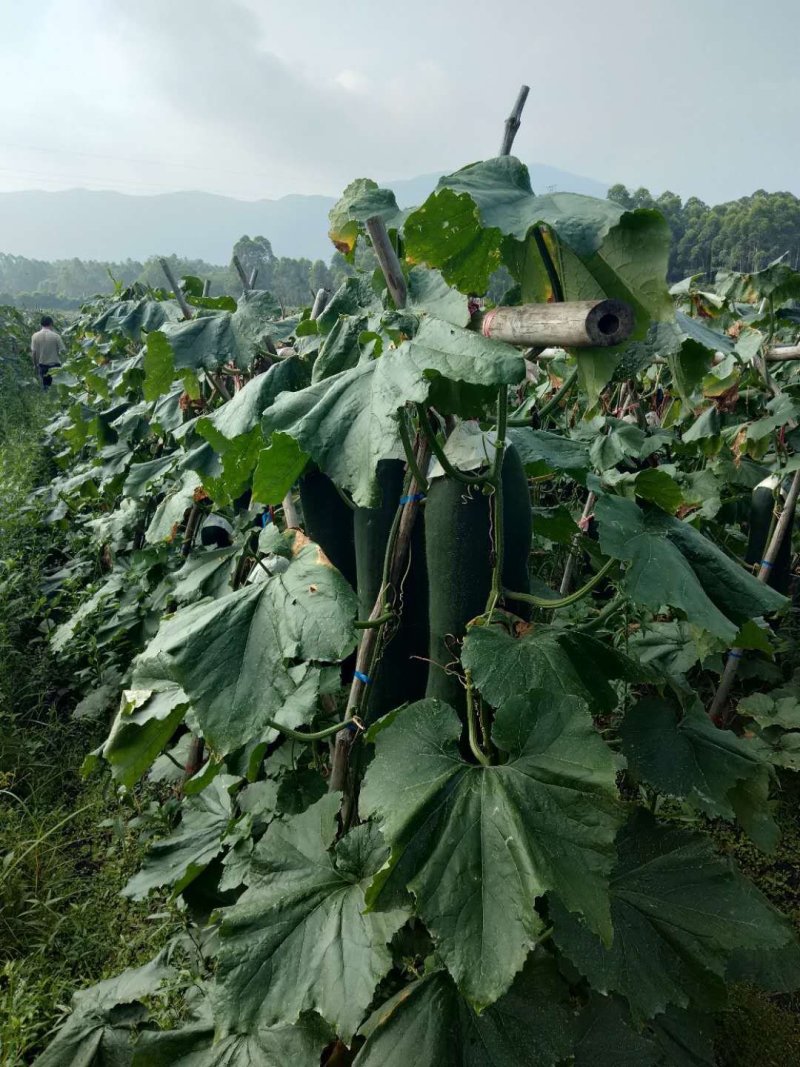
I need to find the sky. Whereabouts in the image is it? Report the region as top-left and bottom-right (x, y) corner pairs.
(0, 0), (798, 205)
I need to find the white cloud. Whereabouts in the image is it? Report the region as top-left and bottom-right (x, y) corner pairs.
(335, 69), (370, 94)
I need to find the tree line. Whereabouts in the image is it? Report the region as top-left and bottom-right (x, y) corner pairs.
(0, 235), (357, 311)
(2, 185), (800, 309)
(607, 184), (800, 280)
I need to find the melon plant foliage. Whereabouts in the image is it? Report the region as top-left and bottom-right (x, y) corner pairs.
(34, 157), (800, 1066)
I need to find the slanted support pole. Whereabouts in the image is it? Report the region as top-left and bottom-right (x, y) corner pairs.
(365, 216), (407, 309)
(159, 259), (193, 320)
(232, 255), (250, 291)
(499, 84), (530, 156)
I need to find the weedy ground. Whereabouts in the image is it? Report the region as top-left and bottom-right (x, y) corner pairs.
(0, 386), (172, 1066)
(0, 366), (798, 1065)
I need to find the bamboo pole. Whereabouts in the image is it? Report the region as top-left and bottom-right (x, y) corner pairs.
(708, 469), (800, 722)
(232, 255), (250, 291)
(365, 216), (407, 309)
(249, 267), (259, 289)
(159, 259), (193, 319)
(282, 494), (301, 529)
(202, 279), (211, 297)
(206, 372), (232, 402)
(499, 84), (530, 156)
(477, 299), (634, 349)
(559, 491), (597, 595)
(767, 344), (800, 361)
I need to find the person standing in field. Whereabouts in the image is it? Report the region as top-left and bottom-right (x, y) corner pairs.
(30, 315), (65, 391)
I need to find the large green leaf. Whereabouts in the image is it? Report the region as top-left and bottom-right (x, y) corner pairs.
(135, 1015), (333, 1067)
(123, 775), (239, 900)
(627, 620), (701, 681)
(620, 698), (778, 850)
(195, 359), (309, 500)
(92, 298), (181, 339)
(403, 157), (671, 397)
(261, 317), (524, 505)
(361, 693), (623, 1007)
(36, 954), (173, 1067)
(216, 795), (408, 1041)
(133, 540), (358, 754)
(171, 547), (238, 605)
(572, 996), (715, 1067)
(197, 360), (308, 447)
(739, 677), (800, 730)
(594, 495), (786, 640)
(507, 428), (590, 477)
(551, 811), (795, 1020)
(102, 685), (189, 789)
(461, 624), (643, 714)
(355, 953), (575, 1067)
(328, 178), (406, 256)
(145, 470), (201, 544)
(160, 291), (285, 373)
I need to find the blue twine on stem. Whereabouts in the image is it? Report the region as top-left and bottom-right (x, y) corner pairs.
(400, 492), (425, 505)
(354, 670), (371, 685)
(728, 650), (743, 660)
(760, 559), (773, 569)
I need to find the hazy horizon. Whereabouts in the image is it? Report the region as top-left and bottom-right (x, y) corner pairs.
(2, 0), (799, 206)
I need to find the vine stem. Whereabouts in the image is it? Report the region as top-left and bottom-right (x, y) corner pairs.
(559, 491), (596, 595)
(708, 468), (800, 722)
(577, 593), (626, 631)
(263, 717), (348, 743)
(329, 435), (430, 793)
(465, 670), (491, 767)
(399, 408), (430, 492)
(504, 556), (615, 609)
(507, 365), (578, 427)
(485, 388), (509, 618)
(417, 404), (490, 485)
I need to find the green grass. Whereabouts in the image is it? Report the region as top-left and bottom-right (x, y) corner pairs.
(0, 388), (173, 1066)
(713, 773), (800, 1066)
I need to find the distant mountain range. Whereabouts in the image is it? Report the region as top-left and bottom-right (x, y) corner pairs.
(0, 164), (609, 264)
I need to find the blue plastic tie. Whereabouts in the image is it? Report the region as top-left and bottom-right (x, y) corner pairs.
(728, 650), (743, 660)
(760, 559), (773, 569)
(261, 512), (271, 527)
(400, 492), (425, 505)
(354, 670), (372, 685)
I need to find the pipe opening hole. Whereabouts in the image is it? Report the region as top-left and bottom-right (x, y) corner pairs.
(597, 313), (620, 336)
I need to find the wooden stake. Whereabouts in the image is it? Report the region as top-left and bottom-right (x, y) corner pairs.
(767, 344), (800, 361)
(249, 267), (259, 289)
(365, 216), (407, 309)
(232, 255), (250, 291)
(311, 288), (329, 320)
(477, 299), (634, 349)
(282, 493), (300, 529)
(206, 372), (232, 402)
(202, 279), (211, 297)
(499, 84), (530, 156)
(159, 259), (193, 320)
(708, 469), (800, 722)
